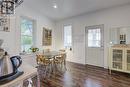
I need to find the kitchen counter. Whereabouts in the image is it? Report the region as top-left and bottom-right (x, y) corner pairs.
(0, 56), (37, 87)
(20, 53), (37, 67)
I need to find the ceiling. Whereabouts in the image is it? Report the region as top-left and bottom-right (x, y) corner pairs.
(24, 0), (130, 21)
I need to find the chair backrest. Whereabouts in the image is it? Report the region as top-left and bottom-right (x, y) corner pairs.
(36, 54), (51, 65)
(36, 54), (44, 64)
(55, 53), (66, 63)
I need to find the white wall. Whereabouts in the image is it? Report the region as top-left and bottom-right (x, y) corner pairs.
(0, 3), (55, 56)
(110, 27), (130, 44)
(55, 4), (130, 68)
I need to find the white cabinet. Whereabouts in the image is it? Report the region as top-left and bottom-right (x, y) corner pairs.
(125, 49), (130, 72)
(109, 46), (130, 73)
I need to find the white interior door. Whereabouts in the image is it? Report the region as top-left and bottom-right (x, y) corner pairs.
(85, 24), (104, 67)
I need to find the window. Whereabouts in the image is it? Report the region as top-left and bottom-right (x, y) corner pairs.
(21, 18), (34, 52)
(64, 25), (72, 48)
(88, 29), (101, 47)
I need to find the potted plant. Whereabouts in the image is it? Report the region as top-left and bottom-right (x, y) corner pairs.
(30, 47), (39, 53)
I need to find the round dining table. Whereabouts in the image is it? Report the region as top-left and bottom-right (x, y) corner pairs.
(43, 51), (61, 57)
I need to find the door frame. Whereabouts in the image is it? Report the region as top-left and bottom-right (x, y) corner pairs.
(85, 24), (104, 67)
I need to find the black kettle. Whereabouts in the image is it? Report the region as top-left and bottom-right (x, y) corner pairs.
(0, 55), (24, 85)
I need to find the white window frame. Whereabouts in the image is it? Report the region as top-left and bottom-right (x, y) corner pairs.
(20, 16), (35, 52)
(63, 25), (72, 48)
(88, 29), (101, 47)
(86, 24), (104, 48)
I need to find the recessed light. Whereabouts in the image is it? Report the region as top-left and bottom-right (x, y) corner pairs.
(53, 3), (58, 8)
(53, 5), (57, 8)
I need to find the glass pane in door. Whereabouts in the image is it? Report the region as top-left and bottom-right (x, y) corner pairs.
(113, 50), (122, 62)
(112, 49), (123, 69)
(113, 62), (122, 69)
(127, 50), (130, 70)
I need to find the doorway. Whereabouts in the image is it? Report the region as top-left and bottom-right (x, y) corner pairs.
(85, 24), (104, 67)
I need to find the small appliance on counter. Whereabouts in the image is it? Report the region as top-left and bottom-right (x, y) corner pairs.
(0, 39), (24, 85)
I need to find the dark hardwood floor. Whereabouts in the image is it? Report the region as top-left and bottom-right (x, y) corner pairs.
(38, 62), (130, 87)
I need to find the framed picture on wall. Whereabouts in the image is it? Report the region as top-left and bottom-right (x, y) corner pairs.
(0, 16), (10, 32)
(42, 27), (52, 46)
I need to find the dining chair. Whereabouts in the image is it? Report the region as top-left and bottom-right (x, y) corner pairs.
(54, 53), (67, 72)
(36, 54), (53, 78)
(59, 49), (67, 70)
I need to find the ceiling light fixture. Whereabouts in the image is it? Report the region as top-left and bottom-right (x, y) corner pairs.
(0, 0), (23, 15)
(0, 0), (23, 30)
(53, 3), (57, 9)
